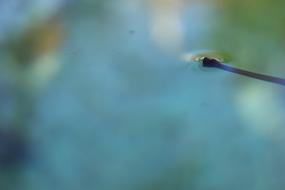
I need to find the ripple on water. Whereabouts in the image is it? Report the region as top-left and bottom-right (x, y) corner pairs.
(181, 50), (232, 72)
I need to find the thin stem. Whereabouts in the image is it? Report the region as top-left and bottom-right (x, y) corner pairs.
(202, 57), (285, 86)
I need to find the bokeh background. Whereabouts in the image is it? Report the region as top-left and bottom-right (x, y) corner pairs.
(1, 0), (285, 189)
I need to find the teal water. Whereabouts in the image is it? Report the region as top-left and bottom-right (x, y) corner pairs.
(0, 1), (285, 190)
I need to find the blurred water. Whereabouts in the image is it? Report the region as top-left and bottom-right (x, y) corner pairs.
(0, 0), (285, 190)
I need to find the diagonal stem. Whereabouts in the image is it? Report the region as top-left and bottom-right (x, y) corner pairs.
(202, 57), (285, 86)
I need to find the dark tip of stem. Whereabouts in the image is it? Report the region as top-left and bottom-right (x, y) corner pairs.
(202, 57), (220, 68)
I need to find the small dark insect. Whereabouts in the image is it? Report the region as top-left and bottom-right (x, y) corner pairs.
(202, 57), (285, 86)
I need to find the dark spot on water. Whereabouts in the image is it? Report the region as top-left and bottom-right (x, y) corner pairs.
(71, 51), (78, 55)
(0, 130), (29, 169)
(200, 101), (210, 107)
(129, 30), (135, 35)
